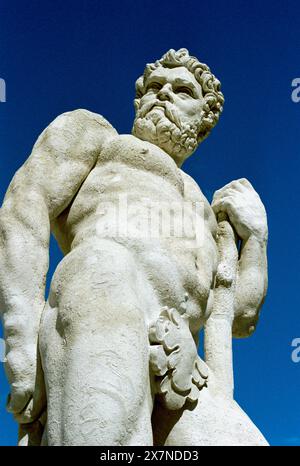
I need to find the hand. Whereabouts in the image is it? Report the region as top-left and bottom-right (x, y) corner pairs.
(5, 343), (46, 424)
(211, 178), (268, 243)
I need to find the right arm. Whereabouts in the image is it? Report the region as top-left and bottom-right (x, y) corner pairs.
(0, 109), (117, 422)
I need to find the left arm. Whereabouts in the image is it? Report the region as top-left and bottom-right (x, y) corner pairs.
(233, 234), (267, 337)
(212, 178), (268, 338)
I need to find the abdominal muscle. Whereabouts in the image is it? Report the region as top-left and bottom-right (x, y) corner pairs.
(51, 141), (217, 334)
(60, 228), (214, 336)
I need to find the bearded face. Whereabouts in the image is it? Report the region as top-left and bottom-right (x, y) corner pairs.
(132, 66), (205, 166)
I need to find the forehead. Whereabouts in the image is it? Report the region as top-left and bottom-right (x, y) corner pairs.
(146, 66), (203, 96)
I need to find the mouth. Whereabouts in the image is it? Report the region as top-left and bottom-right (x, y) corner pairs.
(149, 102), (166, 112)
(142, 101), (181, 130)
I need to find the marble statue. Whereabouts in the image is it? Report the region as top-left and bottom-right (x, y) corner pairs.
(0, 48), (268, 446)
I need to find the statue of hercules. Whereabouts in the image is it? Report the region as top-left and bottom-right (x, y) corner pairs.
(0, 48), (268, 446)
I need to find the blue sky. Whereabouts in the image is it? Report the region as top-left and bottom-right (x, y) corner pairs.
(0, 0), (300, 446)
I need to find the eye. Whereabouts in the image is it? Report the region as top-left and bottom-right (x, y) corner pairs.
(174, 87), (194, 97)
(146, 82), (162, 92)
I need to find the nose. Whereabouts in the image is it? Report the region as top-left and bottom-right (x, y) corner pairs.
(157, 83), (173, 102)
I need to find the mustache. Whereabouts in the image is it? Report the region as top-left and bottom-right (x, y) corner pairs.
(138, 100), (181, 129)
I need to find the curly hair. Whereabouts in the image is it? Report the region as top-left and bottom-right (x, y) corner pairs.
(135, 48), (224, 143)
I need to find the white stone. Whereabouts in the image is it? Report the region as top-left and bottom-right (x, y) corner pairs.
(0, 48), (268, 446)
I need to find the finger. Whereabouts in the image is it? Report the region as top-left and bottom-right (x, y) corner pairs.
(7, 386), (32, 415)
(211, 199), (238, 233)
(10, 353), (47, 424)
(223, 180), (244, 192)
(212, 189), (226, 202)
(212, 187), (242, 205)
(231, 180), (245, 192)
(238, 178), (253, 189)
(213, 180), (244, 199)
(211, 196), (235, 215)
(15, 391), (46, 425)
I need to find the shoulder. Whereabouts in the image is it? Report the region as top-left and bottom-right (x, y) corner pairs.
(49, 108), (116, 130)
(34, 108), (118, 152)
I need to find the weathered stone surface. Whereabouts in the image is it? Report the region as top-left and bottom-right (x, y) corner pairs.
(0, 48), (268, 446)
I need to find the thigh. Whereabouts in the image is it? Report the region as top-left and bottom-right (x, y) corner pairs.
(39, 240), (155, 445)
(40, 312), (153, 445)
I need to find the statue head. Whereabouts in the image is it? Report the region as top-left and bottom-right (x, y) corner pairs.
(132, 48), (224, 166)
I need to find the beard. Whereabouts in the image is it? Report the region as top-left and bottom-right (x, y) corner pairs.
(132, 100), (202, 165)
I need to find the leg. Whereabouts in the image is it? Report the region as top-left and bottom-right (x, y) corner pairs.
(39, 240), (155, 445)
(155, 385), (269, 446)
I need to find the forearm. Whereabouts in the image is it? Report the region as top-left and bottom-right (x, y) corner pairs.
(0, 190), (49, 352)
(233, 234), (268, 336)
(211, 177), (268, 337)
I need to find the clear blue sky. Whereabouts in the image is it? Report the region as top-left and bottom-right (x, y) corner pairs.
(0, 0), (299, 446)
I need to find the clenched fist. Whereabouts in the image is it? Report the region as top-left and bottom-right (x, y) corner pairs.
(5, 342), (46, 424)
(211, 178), (268, 243)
